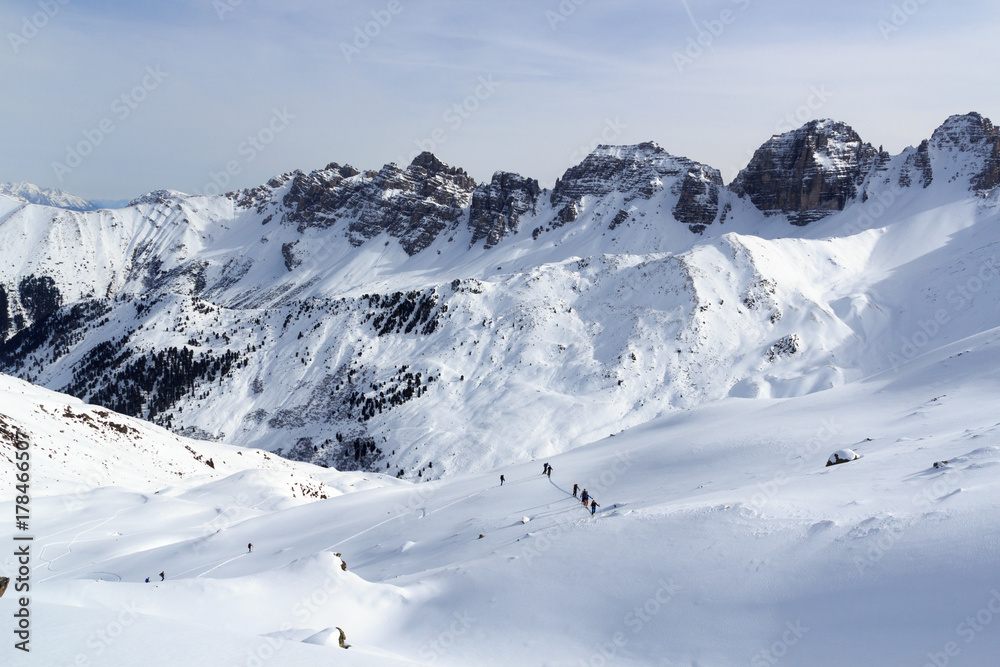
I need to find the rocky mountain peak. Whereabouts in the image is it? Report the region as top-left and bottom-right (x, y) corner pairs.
(928, 113), (1000, 191)
(731, 119), (880, 225)
(128, 189), (188, 207)
(550, 141), (713, 226)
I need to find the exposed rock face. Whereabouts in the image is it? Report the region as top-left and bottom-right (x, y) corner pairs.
(731, 120), (881, 225)
(281, 153), (476, 255)
(673, 164), (723, 232)
(279, 163), (361, 230)
(468, 172), (541, 248)
(281, 241), (301, 272)
(898, 140), (933, 189)
(128, 190), (186, 207)
(550, 142), (720, 230)
(928, 113), (1000, 191)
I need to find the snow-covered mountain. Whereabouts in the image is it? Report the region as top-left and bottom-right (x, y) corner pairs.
(0, 182), (126, 212)
(1, 113), (999, 478)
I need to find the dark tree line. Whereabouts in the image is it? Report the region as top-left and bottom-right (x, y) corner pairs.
(343, 365), (436, 421)
(364, 290), (442, 336)
(0, 285), (9, 342)
(75, 346), (242, 422)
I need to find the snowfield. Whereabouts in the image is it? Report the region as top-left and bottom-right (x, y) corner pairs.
(3, 321), (1000, 665)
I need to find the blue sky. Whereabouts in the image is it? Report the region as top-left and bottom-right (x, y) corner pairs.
(2, 0), (999, 199)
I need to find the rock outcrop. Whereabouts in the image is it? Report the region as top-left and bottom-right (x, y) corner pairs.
(898, 140), (933, 189)
(927, 112), (1000, 192)
(550, 142), (721, 230)
(731, 120), (882, 225)
(468, 172), (541, 248)
(281, 153), (476, 255)
(672, 164), (723, 232)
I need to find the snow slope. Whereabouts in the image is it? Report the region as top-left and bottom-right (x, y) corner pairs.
(3, 319), (1000, 665)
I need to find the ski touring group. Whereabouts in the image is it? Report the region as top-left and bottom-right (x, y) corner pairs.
(499, 463), (603, 516)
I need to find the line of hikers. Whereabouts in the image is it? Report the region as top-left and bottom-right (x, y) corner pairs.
(497, 464), (602, 515)
(543, 463), (599, 515)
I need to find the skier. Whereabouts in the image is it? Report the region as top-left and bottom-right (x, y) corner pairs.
(159, 571), (164, 581)
(337, 627), (351, 649)
(546, 466), (552, 479)
(590, 499), (599, 515)
(248, 542), (253, 553)
(542, 463), (549, 475)
(573, 483), (579, 497)
(500, 474), (505, 486)
(144, 577), (149, 583)
(581, 489), (589, 504)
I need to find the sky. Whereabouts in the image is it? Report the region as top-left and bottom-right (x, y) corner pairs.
(1, 0), (999, 201)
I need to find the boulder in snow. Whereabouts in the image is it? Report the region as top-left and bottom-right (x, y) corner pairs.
(826, 449), (859, 467)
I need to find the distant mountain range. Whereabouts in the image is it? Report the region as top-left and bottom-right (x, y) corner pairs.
(1, 112), (998, 478)
(0, 181), (129, 211)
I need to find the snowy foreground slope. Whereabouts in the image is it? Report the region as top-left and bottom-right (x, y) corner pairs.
(3, 326), (1000, 665)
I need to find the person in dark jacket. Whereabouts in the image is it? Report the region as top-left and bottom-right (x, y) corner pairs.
(590, 499), (599, 515)
(572, 483), (579, 497)
(500, 474), (505, 486)
(159, 571), (164, 581)
(581, 489), (589, 504)
(248, 542), (253, 553)
(546, 466), (552, 479)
